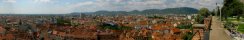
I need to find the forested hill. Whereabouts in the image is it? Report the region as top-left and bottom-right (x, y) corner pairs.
(74, 7), (199, 16)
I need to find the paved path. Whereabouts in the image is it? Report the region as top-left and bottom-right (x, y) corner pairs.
(210, 16), (232, 40)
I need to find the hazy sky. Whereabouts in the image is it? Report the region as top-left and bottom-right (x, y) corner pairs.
(0, 0), (223, 14)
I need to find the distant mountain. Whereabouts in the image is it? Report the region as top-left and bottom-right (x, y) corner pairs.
(160, 7), (199, 14)
(77, 7), (199, 16)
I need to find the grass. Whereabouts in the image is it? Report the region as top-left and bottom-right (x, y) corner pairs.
(227, 18), (237, 21)
(226, 17), (244, 33)
(227, 17), (244, 24)
(237, 24), (244, 33)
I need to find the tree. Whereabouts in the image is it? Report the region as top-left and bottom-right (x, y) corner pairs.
(198, 8), (210, 17)
(176, 24), (193, 29)
(211, 9), (216, 16)
(233, 2), (244, 21)
(222, 0), (244, 21)
(195, 8), (209, 24)
(195, 16), (204, 24)
(56, 18), (71, 26)
(183, 32), (194, 40)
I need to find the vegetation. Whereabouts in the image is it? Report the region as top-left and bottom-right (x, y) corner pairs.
(195, 16), (204, 24)
(82, 7), (199, 16)
(237, 24), (244, 33)
(210, 10), (216, 16)
(222, 0), (244, 21)
(198, 8), (210, 17)
(224, 21), (237, 28)
(224, 17), (244, 33)
(183, 32), (194, 40)
(99, 23), (133, 30)
(148, 16), (165, 19)
(71, 22), (80, 27)
(195, 8), (210, 24)
(56, 18), (71, 26)
(147, 36), (153, 40)
(176, 24), (193, 29)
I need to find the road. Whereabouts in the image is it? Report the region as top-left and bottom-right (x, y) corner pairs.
(209, 16), (232, 40)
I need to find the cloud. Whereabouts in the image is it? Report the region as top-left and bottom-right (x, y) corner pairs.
(2, 0), (16, 3)
(12, 7), (71, 14)
(33, 0), (52, 3)
(0, 7), (14, 13)
(0, 0), (223, 14)
(69, 1), (94, 8)
(81, 0), (222, 11)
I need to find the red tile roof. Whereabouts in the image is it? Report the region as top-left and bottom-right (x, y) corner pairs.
(171, 28), (180, 33)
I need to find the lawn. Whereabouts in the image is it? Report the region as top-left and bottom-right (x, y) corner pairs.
(227, 18), (237, 21)
(237, 24), (244, 33)
(226, 17), (244, 33)
(227, 17), (244, 24)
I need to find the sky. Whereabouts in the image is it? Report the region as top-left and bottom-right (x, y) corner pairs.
(0, 0), (223, 14)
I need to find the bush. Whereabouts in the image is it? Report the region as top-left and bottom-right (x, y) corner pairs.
(224, 21), (236, 28)
(183, 32), (193, 40)
(195, 16), (204, 24)
(56, 18), (71, 26)
(176, 24), (193, 29)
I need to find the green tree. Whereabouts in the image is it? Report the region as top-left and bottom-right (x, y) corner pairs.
(176, 24), (193, 29)
(195, 8), (209, 24)
(198, 8), (210, 17)
(183, 32), (194, 40)
(222, 0), (244, 21)
(211, 9), (216, 16)
(195, 16), (204, 24)
(233, 2), (244, 21)
(56, 18), (71, 26)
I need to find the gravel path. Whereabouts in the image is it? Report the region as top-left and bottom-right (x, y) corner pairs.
(209, 16), (232, 40)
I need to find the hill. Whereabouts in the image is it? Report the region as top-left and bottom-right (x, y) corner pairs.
(79, 7), (199, 16)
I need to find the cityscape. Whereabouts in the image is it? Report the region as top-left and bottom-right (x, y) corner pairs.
(0, 0), (244, 40)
